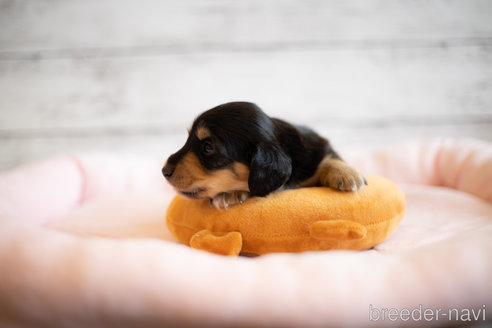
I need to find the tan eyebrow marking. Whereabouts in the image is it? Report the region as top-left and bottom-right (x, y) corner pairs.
(196, 126), (211, 140)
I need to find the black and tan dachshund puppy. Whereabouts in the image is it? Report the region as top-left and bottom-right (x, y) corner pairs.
(162, 102), (366, 209)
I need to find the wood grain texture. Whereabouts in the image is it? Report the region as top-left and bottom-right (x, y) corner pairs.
(1, 47), (491, 131)
(0, 0), (491, 170)
(1, 0), (492, 52)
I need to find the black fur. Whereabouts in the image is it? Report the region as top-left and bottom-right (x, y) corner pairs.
(164, 101), (342, 198)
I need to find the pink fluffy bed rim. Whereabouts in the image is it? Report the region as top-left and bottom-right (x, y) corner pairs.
(0, 138), (491, 328)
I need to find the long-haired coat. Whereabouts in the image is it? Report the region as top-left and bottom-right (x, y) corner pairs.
(163, 102), (366, 209)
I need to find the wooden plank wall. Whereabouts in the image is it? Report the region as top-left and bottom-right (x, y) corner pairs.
(1, 0), (491, 170)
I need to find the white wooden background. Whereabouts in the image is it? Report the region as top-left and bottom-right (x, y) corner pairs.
(1, 0), (491, 170)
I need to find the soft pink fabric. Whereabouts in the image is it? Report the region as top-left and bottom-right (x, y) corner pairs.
(0, 139), (491, 328)
(347, 138), (492, 202)
(0, 156), (83, 226)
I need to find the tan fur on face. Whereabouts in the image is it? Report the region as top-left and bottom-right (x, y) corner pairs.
(196, 126), (211, 140)
(171, 152), (250, 198)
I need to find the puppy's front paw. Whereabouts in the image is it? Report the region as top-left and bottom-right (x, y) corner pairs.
(320, 159), (367, 192)
(210, 191), (250, 209)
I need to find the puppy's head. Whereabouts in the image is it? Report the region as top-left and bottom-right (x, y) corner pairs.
(162, 102), (292, 200)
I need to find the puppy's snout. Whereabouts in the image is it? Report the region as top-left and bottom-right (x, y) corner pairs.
(162, 163), (175, 180)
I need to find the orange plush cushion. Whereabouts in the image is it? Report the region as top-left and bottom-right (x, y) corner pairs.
(166, 176), (406, 256)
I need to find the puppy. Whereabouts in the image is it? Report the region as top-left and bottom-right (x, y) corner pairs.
(162, 102), (366, 209)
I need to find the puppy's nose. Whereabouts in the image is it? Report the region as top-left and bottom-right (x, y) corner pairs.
(162, 163), (175, 180)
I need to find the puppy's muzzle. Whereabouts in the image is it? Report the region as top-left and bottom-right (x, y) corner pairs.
(162, 163), (175, 181)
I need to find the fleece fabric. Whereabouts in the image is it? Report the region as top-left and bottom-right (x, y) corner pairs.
(0, 138), (491, 328)
(167, 176), (406, 255)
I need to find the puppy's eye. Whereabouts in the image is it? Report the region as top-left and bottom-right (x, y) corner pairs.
(202, 141), (215, 155)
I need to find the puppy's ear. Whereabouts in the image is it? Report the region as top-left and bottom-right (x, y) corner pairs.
(248, 144), (292, 197)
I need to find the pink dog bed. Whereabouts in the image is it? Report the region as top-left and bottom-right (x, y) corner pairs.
(0, 138), (491, 327)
